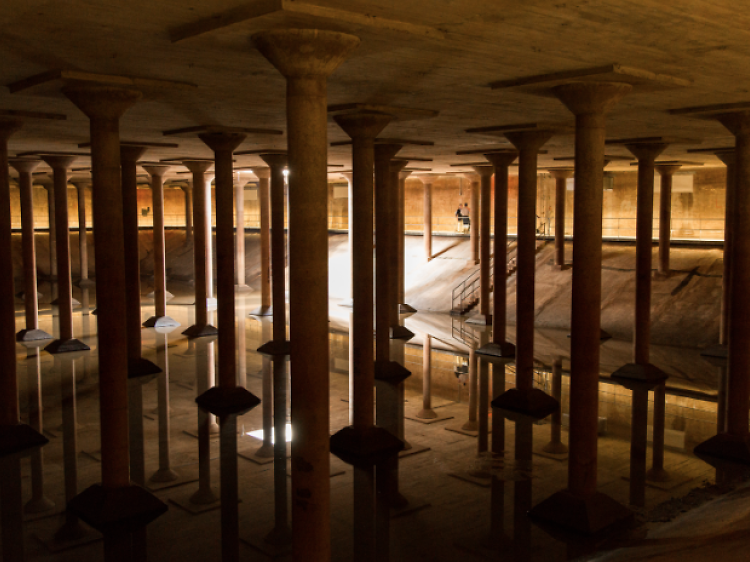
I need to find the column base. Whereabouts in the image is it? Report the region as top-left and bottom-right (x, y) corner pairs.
(77, 279), (95, 289)
(694, 433), (750, 467)
(195, 386), (261, 417)
(68, 484), (168, 534)
(491, 388), (559, 421)
(51, 297), (82, 307)
(645, 467), (670, 483)
(15, 290), (43, 300)
(528, 489), (633, 535)
(249, 305), (273, 317)
(466, 314), (492, 326)
(415, 408), (438, 420)
(701, 343), (727, 359)
(330, 425), (404, 468)
(24, 495), (56, 515)
(0, 424), (49, 458)
(476, 341), (515, 361)
(128, 357), (162, 379)
(390, 325), (414, 340)
(611, 363), (668, 389)
(375, 360), (411, 385)
(16, 328), (53, 342)
(399, 303), (417, 314)
(44, 338), (91, 354)
(338, 298), (353, 308)
(542, 441), (569, 455)
(257, 339), (291, 357)
(142, 315), (181, 328)
(148, 467), (180, 484)
(235, 284), (252, 293)
(182, 324), (219, 338)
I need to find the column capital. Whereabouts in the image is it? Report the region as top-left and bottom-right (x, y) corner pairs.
(553, 82), (633, 116)
(398, 170), (412, 180)
(623, 142), (668, 162)
(250, 166), (271, 179)
(39, 154), (77, 170)
(484, 151), (517, 169)
(472, 164), (494, 177)
(63, 85), (141, 121)
(504, 129), (554, 152)
(714, 149), (735, 167)
(258, 152), (288, 170)
(181, 160), (213, 174)
(339, 171), (353, 183)
(655, 163), (681, 177)
(715, 110), (750, 137)
(142, 164), (170, 178)
(9, 158), (40, 175)
(120, 145), (148, 163)
(549, 168), (574, 180)
(198, 131), (246, 153)
(416, 173), (440, 184)
(374, 143), (402, 163)
(462, 172), (480, 182)
(253, 29), (360, 79)
(333, 111), (393, 141)
(390, 160), (408, 174)
(0, 117), (23, 141)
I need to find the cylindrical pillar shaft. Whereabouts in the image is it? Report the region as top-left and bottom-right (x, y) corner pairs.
(235, 176), (248, 288)
(76, 182), (89, 283)
(475, 167), (492, 322)
(657, 170), (674, 275)
(423, 180), (432, 261)
(469, 177), (479, 264)
(258, 173), (271, 306)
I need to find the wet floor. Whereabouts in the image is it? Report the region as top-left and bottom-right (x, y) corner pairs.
(9, 283), (732, 562)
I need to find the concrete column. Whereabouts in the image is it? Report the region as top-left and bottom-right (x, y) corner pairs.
(493, 130), (556, 419)
(468, 174), (479, 263)
(182, 183), (193, 246)
(528, 81), (633, 534)
(656, 165), (680, 276)
(467, 165), (493, 326)
(421, 175), (434, 261)
(397, 169), (414, 313)
(206, 175), (216, 304)
(694, 112), (750, 464)
(198, 131), (260, 562)
(43, 180), (57, 284)
(253, 29), (360, 562)
(73, 180), (92, 287)
(143, 165), (179, 328)
(389, 160), (413, 338)
(63, 85), (167, 559)
(182, 160), (217, 338)
(338, 171), (354, 308)
(550, 169), (574, 269)
(41, 155), (90, 355)
(479, 151), (517, 359)
(148, 327), (179, 484)
(716, 150), (736, 348)
(257, 152), (289, 351)
(11, 159), (51, 341)
(120, 146), (160, 377)
(235, 172), (251, 293)
(249, 167), (271, 314)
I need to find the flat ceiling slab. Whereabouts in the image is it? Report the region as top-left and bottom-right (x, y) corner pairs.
(555, 154), (633, 161)
(670, 101), (750, 117)
(0, 109), (66, 121)
(163, 125), (282, 137)
(328, 103), (438, 121)
(606, 136), (700, 145)
(489, 64), (691, 96)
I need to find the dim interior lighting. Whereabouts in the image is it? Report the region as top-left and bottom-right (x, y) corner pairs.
(246, 423), (292, 443)
(282, 168), (290, 177)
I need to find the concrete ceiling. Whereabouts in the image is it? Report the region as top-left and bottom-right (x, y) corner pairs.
(1, 0), (745, 176)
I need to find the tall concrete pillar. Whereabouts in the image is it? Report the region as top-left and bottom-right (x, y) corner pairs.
(493, 128), (556, 419)
(389, 159), (414, 338)
(684, 109), (750, 464)
(40, 155), (90, 355)
(63, 84), (167, 561)
(42, 180), (58, 284)
(397, 169), (415, 313)
(656, 164), (680, 276)
(467, 165), (493, 326)
(182, 160), (217, 338)
(249, 167), (271, 314)
(329, 110), (404, 562)
(478, 150), (517, 359)
(235, 172), (251, 293)
(198, 131), (261, 562)
(72, 179), (92, 287)
(253, 29), (360, 562)
(143, 164), (179, 328)
(338, 171), (354, 308)
(467, 173), (479, 263)
(11, 158), (52, 341)
(527, 81), (633, 534)
(182, 183), (193, 246)
(550, 168), (574, 269)
(420, 175), (435, 261)
(0, 116), (49, 562)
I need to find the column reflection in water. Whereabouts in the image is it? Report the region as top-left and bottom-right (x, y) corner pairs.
(543, 357), (568, 455)
(255, 319), (274, 458)
(463, 345), (479, 432)
(648, 382), (670, 483)
(628, 384), (650, 508)
(42, 353), (98, 549)
(149, 325), (180, 484)
(23, 342), (55, 514)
